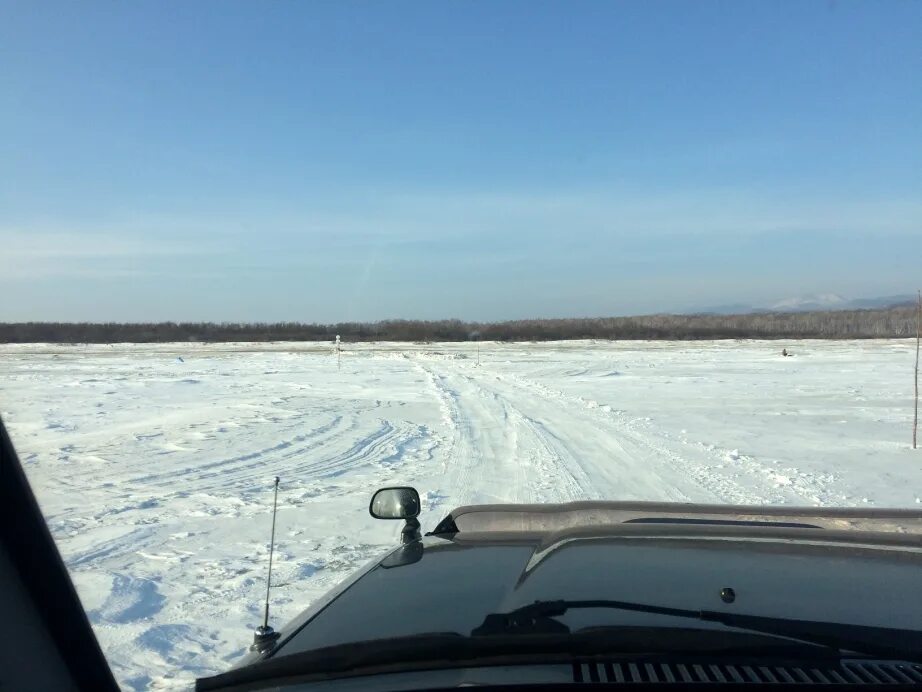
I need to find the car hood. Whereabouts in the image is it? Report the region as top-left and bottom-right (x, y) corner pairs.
(270, 519), (922, 660)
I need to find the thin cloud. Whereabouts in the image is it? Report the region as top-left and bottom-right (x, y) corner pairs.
(0, 230), (219, 280)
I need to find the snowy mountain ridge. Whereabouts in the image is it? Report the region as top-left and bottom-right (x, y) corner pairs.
(692, 293), (915, 316)
(769, 293), (848, 311)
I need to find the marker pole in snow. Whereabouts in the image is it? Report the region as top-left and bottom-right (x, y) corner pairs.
(470, 330), (481, 366)
(252, 477), (281, 651)
(914, 290), (920, 450)
(336, 334), (341, 371)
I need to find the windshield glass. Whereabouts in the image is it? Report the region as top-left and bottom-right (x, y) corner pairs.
(1, 1), (920, 689)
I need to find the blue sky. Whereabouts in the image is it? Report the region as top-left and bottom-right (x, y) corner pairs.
(1, 1), (919, 322)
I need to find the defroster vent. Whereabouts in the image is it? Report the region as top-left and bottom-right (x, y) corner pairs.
(573, 660), (922, 685)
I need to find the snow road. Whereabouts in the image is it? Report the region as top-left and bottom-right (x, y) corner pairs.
(1, 339), (920, 689)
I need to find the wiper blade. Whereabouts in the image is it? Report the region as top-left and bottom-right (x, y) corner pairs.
(473, 599), (922, 661)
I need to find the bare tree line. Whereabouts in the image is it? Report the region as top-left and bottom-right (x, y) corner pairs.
(0, 305), (918, 344)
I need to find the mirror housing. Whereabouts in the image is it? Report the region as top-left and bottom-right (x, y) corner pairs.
(370, 487), (421, 520)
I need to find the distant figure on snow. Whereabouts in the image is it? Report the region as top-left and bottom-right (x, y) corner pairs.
(781, 348), (790, 357)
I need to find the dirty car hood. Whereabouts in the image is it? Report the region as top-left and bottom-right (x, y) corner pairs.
(271, 518), (922, 660)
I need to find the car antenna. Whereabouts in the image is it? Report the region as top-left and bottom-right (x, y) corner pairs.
(252, 476), (282, 652)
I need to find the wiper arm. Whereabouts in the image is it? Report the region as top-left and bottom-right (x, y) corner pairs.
(473, 599), (922, 661)
(473, 599), (702, 636)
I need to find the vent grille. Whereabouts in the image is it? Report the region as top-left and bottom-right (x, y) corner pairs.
(573, 660), (922, 684)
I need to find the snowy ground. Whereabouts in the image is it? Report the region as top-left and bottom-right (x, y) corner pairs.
(1, 339), (920, 689)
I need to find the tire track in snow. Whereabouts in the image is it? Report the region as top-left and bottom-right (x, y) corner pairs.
(481, 366), (823, 505)
(125, 414), (347, 490)
(415, 353), (790, 505)
(416, 364), (485, 508)
(284, 419), (434, 480)
(457, 366), (696, 503)
(68, 526), (159, 568)
(416, 361), (597, 508)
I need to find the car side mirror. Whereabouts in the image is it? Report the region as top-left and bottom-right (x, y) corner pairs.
(370, 487), (421, 544)
(370, 487), (420, 520)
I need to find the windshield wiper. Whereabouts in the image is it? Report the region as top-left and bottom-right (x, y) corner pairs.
(472, 599), (922, 661)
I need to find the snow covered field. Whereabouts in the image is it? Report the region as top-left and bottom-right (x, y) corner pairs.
(2, 339), (920, 689)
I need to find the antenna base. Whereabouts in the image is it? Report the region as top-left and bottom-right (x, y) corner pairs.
(251, 625), (280, 653)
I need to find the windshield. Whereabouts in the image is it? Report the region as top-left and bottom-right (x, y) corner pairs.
(1, 2), (921, 689)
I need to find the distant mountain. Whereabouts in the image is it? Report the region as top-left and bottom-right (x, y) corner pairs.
(768, 293), (847, 312)
(688, 303), (766, 316)
(843, 294), (917, 310)
(688, 294), (915, 316)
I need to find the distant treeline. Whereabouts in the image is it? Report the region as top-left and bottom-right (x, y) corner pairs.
(0, 306), (918, 343)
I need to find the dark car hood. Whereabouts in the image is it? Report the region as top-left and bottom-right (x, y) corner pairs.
(269, 521), (922, 661)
